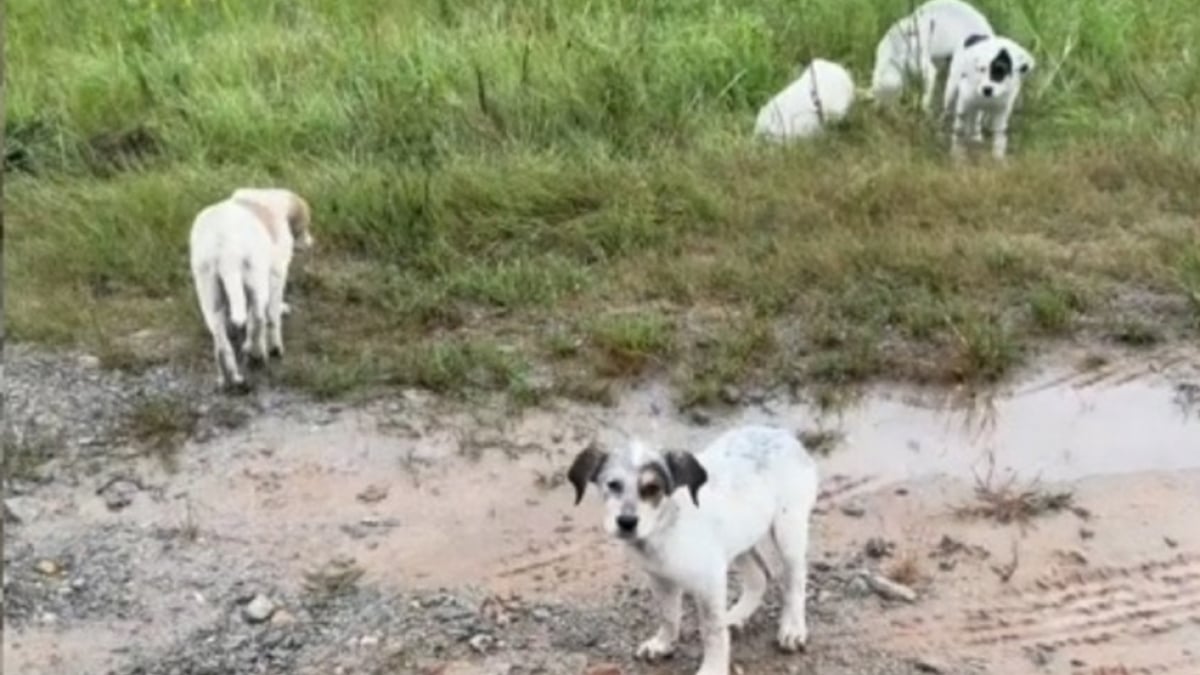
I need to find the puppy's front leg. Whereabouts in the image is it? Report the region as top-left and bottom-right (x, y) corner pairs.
(636, 575), (681, 661)
(694, 572), (731, 675)
(991, 99), (1016, 160)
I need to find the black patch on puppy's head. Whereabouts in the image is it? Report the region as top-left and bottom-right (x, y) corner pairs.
(963, 33), (990, 49)
(989, 47), (1013, 83)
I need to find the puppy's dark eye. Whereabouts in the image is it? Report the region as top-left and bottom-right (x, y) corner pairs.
(606, 480), (623, 494)
(639, 483), (662, 500)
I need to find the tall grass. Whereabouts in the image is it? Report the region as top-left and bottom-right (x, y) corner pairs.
(6, 0), (1200, 403)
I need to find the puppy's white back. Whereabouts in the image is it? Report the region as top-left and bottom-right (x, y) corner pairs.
(754, 59), (855, 142)
(189, 200), (274, 271)
(916, 0), (994, 59)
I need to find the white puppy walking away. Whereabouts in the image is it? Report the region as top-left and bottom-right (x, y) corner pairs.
(754, 58), (856, 142)
(942, 34), (1036, 159)
(188, 187), (314, 392)
(870, 0), (994, 113)
(568, 425), (820, 675)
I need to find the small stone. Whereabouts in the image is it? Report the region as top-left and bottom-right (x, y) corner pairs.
(468, 633), (493, 653)
(863, 573), (917, 602)
(846, 576), (871, 597)
(78, 354), (102, 369)
(864, 537), (893, 559)
(913, 657), (947, 673)
(359, 635), (380, 648)
(35, 559), (61, 576)
(271, 610), (296, 626)
(839, 504), (866, 518)
(357, 484), (389, 504)
(1165, 536), (1179, 549)
(688, 409), (712, 426)
(1079, 528), (1095, 540)
(70, 578), (87, 591)
(719, 385), (741, 405)
(5, 497), (40, 524)
(242, 594), (277, 623)
(105, 490), (133, 511)
(586, 665), (622, 675)
(531, 608), (551, 622)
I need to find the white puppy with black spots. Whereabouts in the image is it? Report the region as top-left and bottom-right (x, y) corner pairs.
(942, 34), (1036, 159)
(568, 425), (820, 675)
(870, 0), (995, 113)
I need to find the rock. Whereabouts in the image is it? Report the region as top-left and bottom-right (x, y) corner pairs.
(1079, 528), (1095, 540)
(839, 504), (865, 518)
(271, 609), (296, 626)
(242, 594), (277, 623)
(688, 409), (712, 426)
(357, 484), (389, 504)
(913, 657), (948, 673)
(1164, 536), (1179, 548)
(863, 573), (917, 602)
(468, 633), (493, 653)
(5, 497), (40, 524)
(35, 559), (61, 576)
(359, 635), (380, 648)
(78, 354), (102, 370)
(846, 576), (871, 598)
(719, 385), (741, 405)
(104, 489), (134, 511)
(864, 537), (893, 559)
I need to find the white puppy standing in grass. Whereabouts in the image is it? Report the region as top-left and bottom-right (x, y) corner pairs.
(568, 425), (820, 675)
(754, 58), (856, 141)
(942, 34), (1036, 159)
(188, 187), (313, 392)
(870, 0), (994, 113)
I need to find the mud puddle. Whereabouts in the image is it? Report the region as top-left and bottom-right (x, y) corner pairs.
(5, 347), (1200, 674)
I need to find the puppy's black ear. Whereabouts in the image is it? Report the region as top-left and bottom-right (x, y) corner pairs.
(567, 443), (607, 506)
(665, 451), (708, 506)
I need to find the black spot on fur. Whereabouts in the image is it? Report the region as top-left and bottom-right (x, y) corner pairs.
(989, 48), (1013, 83)
(664, 451), (708, 506)
(567, 443), (607, 505)
(963, 33), (990, 49)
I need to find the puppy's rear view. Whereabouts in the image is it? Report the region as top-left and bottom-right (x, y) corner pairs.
(189, 198), (277, 392)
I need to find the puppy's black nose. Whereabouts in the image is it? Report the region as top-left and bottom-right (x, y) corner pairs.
(616, 515), (638, 533)
(982, 85), (994, 97)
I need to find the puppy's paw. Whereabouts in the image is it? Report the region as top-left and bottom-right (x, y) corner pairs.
(281, 302), (292, 316)
(776, 622), (808, 653)
(269, 345), (284, 360)
(635, 635), (676, 661)
(246, 353), (267, 371)
(227, 380), (253, 397)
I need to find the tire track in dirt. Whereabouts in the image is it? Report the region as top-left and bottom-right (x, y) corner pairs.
(828, 553), (1200, 671)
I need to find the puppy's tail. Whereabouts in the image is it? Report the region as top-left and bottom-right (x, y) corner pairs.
(216, 257), (247, 342)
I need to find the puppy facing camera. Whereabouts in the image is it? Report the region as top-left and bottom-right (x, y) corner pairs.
(568, 425), (820, 675)
(942, 34), (1036, 160)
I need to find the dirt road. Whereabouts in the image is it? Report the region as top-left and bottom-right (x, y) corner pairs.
(4, 345), (1199, 674)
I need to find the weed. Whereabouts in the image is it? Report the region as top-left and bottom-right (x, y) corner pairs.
(1109, 319), (1163, 347)
(121, 395), (200, 471)
(955, 458), (1076, 527)
(797, 428), (844, 457)
(1, 423), (62, 482)
(884, 550), (923, 587)
(589, 312), (673, 376)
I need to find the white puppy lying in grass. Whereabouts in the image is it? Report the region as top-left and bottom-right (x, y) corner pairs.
(942, 34), (1036, 159)
(188, 187), (313, 392)
(870, 0), (994, 113)
(754, 58), (856, 141)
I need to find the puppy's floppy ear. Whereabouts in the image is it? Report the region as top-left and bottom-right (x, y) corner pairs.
(665, 451), (708, 506)
(567, 443), (607, 505)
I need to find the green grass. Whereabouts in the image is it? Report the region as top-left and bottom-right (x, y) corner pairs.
(6, 0), (1200, 405)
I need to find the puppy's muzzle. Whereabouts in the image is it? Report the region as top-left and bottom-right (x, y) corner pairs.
(615, 515), (638, 536)
(982, 85), (995, 97)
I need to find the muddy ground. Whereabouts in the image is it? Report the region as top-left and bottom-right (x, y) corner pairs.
(4, 343), (1200, 675)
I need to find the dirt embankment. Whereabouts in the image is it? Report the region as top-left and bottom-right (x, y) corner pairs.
(4, 344), (1199, 675)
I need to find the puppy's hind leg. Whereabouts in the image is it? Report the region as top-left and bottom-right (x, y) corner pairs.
(773, 508), (813, 652)
(196, 269), (242, 390)
(636, 575), (681, 661)
(726, 549), (769, 633)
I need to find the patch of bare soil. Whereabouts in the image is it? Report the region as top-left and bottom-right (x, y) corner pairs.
(4, 346), (1199, 674)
